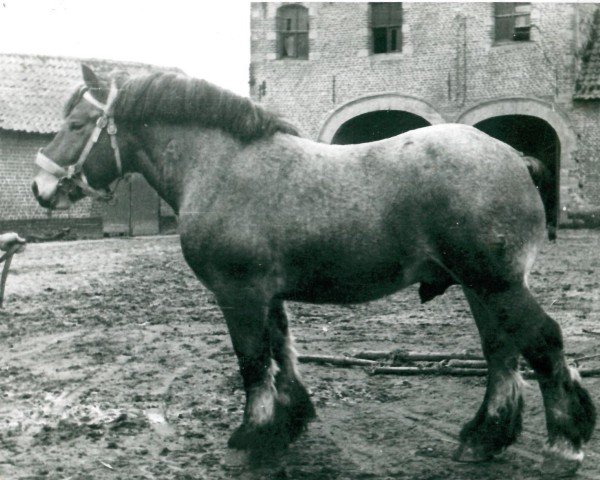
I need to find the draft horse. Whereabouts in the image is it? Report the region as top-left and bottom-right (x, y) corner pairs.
(32, 66), (595, 476)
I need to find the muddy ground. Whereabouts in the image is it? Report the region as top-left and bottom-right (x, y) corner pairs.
(0, 230), (599, 480)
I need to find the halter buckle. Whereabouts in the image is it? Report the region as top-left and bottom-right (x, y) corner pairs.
(57, 176), (79, 195)
(96, 116), (108, 129)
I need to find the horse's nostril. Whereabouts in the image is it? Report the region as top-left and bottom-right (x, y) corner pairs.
(31, 181), (39, 198)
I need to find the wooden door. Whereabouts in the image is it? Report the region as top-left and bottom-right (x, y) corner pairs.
(102, 180), (130, 236)
(130, 173), (159, 236)
(102, 174), (159, 236)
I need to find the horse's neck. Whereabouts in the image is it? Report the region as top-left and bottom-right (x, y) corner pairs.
(132, 149), (176, 209)
(131, 124), (240, 214)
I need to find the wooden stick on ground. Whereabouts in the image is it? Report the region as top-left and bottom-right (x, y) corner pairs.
(573, 353), (600, 364)
(299, 352), (600, 378)
(444, 359), (488, 369)
(355, 350), (484, 362)
(577, 369), (600, 378)
(373, 366), (488, 377)
(373, 366), (600, 379)
(520, 369), (600, 379)
(298, 354), (378, 367)
(0, 243), (22, 308)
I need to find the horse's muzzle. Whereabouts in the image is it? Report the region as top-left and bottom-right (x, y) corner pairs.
(31, 180), (54, 209)
(31, 179), (76, 210)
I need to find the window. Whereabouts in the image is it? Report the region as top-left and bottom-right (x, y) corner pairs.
(494, 3), (531, 42)
(371, 3), (402, 54)
(277, 5), (309, 59)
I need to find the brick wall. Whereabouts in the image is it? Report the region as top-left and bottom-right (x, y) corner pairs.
(570, 104), (600, 203)
(250, 2), (600, 212)
(0, 129), (100, 221)
(0, 129), (176, 236)
(251, 3), (579, 134)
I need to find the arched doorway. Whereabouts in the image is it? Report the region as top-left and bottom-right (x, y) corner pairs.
(331, 110), (430, 144)
(319, 93), (445, 144)
(474, 115), (559, 236)
(458, 98), (577, 229)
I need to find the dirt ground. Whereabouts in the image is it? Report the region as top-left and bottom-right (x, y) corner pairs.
(0, 230), (599, 480)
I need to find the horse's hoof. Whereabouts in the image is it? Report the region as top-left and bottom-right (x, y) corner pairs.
(541, 442), (583, 478)
(452, 443), (494, 463)
(227, 424), (254, 450)
(227, 423), (291, 451)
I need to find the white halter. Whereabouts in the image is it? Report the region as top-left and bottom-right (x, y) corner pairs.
(35, 81), (123, 201)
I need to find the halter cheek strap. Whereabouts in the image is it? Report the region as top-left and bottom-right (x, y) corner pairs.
(35, 81), (123, 201)
(82, 91), (106, 110)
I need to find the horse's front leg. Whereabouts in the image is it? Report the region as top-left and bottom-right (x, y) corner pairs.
(216, 285), (297, 451)
(268, 299), (316, 440)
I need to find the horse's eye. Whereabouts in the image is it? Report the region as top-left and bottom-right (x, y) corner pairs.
(68, 122), (85, 132)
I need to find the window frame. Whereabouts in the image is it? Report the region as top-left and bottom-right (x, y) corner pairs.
(371, 2), (403, 55)
(494, 3), (531, 43)
(276, 4), (309, 60)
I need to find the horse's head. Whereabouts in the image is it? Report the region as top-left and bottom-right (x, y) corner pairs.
(32, 65), (129, 210)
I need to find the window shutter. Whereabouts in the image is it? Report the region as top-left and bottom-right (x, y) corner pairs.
(297, 7), (309, 31)
(297, 33), (309, 59)
(495, 16), (513, 41)
(495, 3), (514, 16)
(390, 3), (403, 25)
(372, 3), (389, 27)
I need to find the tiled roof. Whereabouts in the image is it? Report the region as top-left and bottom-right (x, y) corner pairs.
(0, 53), (181, 134)
(575, 10), (600, 100)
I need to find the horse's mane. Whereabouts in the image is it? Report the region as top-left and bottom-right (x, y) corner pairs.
(65, 72), (300, 143)
(113, 72), (300, 142)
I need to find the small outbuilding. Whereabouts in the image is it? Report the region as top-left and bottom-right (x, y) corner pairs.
(0, 53), (179, 238)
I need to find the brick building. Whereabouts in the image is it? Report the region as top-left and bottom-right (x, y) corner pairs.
(0, 53), (178, 238)
(250, 2), (600, 228)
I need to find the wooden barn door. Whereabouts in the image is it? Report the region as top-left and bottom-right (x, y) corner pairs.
(103, 180), (130, 236)
(129, 174), (159, 235)
(102, 174), (159, 236)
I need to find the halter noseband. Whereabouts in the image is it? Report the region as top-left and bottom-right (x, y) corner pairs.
(35, 81), (123, 201)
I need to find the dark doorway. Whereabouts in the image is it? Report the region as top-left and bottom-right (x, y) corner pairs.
(331, 110), (430, 145)
(474, 115), (559, 237)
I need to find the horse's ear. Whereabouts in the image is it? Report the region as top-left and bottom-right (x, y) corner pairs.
(81, 64), (108, 103)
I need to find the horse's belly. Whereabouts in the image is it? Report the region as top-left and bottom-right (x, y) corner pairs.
(284, 285), (407, 304)
(282, 264), (417, 304)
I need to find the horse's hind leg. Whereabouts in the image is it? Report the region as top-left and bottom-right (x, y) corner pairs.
(455, 287), (524, 462)
(479, 285), (596, 476)
(268, 299), (316, 439)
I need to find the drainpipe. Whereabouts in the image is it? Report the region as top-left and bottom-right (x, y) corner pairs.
(332, 75), (336, 105)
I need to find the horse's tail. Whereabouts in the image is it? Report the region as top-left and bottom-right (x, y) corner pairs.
(522, 156), (556, 241)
